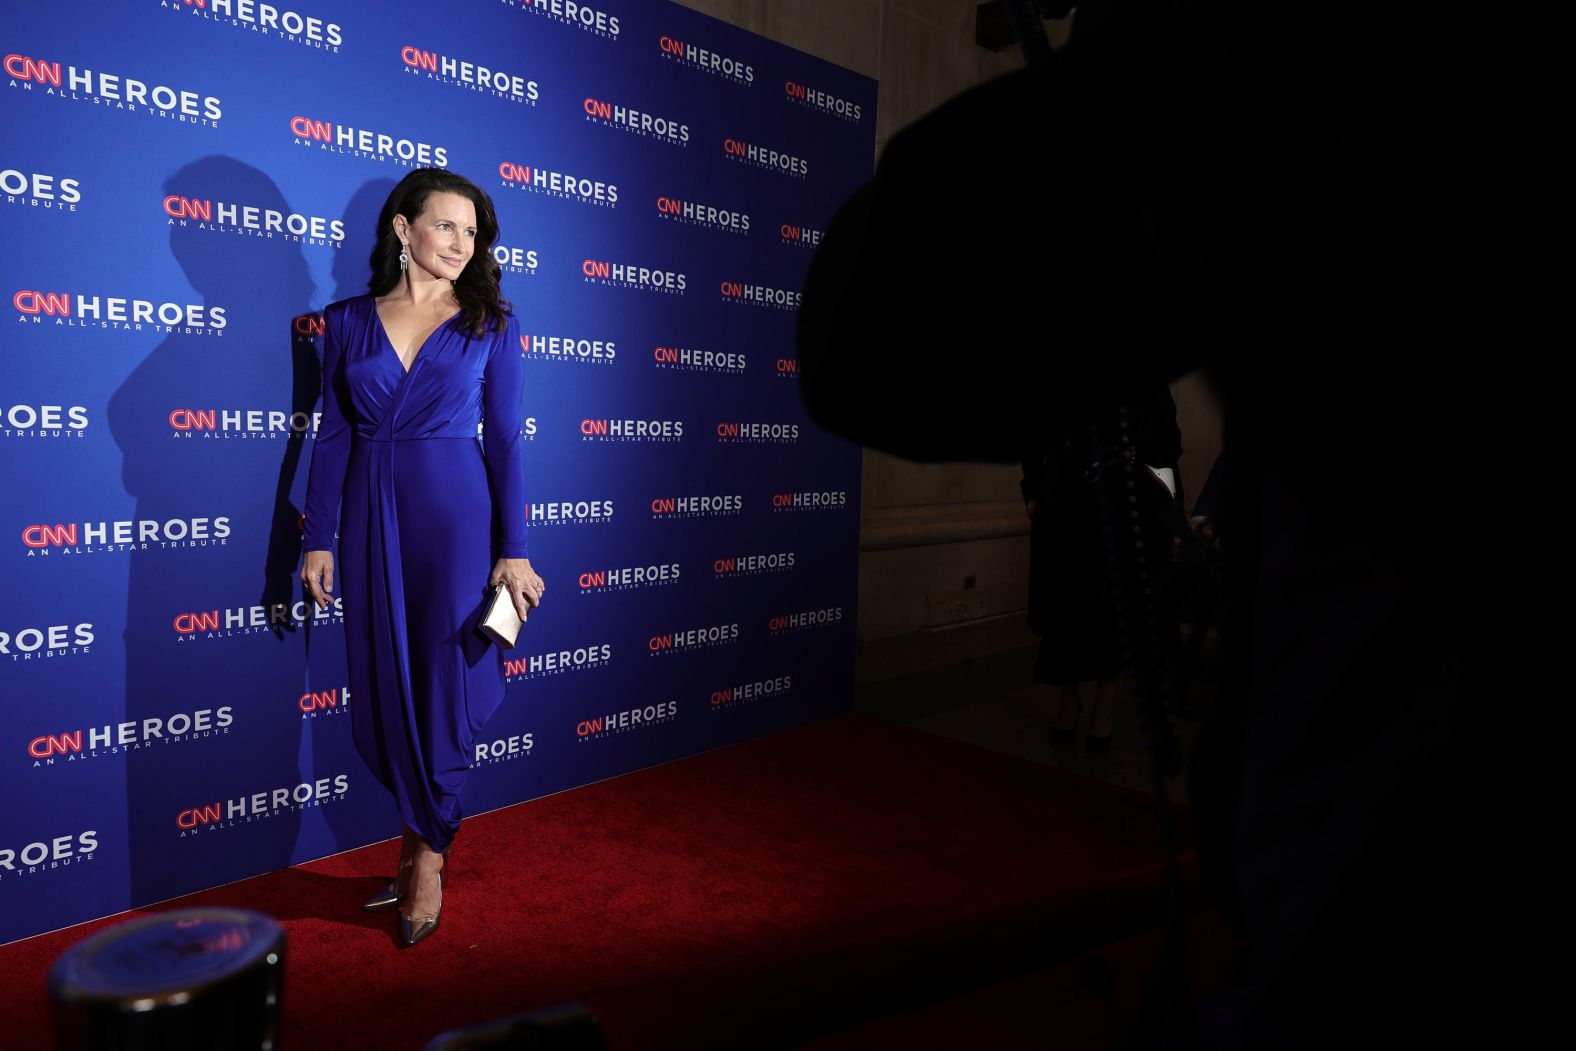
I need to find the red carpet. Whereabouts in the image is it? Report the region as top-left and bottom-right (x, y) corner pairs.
(1, 713), (1204, 1049)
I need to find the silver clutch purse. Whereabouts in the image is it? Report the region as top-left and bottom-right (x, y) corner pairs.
(479, 582), (526, 649)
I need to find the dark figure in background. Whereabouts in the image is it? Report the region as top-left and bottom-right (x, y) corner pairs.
(1022, 387), (1182, 746)
(1188, 452), (1222, 546)
(795, 2), (1561, 1046)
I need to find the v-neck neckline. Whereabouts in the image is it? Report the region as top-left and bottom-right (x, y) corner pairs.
(370, 296), (462, 375)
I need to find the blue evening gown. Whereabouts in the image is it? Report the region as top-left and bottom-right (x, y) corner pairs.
(301, 292), (528, 852)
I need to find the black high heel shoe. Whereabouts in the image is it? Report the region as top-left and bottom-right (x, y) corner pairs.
(398, 845), (452, 947)
(1048, 696), (1081, 743)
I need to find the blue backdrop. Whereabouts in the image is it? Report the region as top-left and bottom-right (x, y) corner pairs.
(0, 0), (875, 945)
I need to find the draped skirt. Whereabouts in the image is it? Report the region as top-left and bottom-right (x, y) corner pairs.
(339, 435), (502, 852)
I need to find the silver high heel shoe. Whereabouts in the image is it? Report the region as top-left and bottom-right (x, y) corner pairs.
(397, 847), (450, 947)
(361, 881), (400, 911)
(397, 872), (442, 946)
(365, 833), (418, 911)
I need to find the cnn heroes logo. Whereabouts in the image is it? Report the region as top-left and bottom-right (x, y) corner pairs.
(723, 136), (808, 178)
(503, 641), (612, 682)
(656, 33), (753, 85)
(290, 116), (448, 168)
(507, 0), (621, 40)
(176, 773), (350, 835)
(582, 96), (689, 146)
(13, 290), (226, 335)
(655, 194), (749, 236)
(521, 331), (615, 366)
(0, 830), (97, 881)
(719, 279), (800, 311)
(169, 407), (320, 439)
(2, 168), (80, 212)
(172, 599), (342, 641)
(648, 620), (738, 657)
(401, 45), (538, 104)
(578, 560), (678, 594)
(709, 673), (793, 711)
(21, 515), (231, 556)
(1, 622), (93, 662)
(2, 403), (89, 439)
(581, 258), (686, 295)
(653, 343), (745, 376)
(164, 193), (345, 247)
(770, 490), (849, 512)
(713, 550), (796, 579)
(27, 706), (234, 766)
(576, 700), (677, 742)
(785, 80), (863, 122)
(3, 53), (222, 127)
(779, 221), (823, 248)
(769, 606), (844, 635)
(297, 685), (350, 720)
(498, 161), (617, 209)
(716, 420), (800, 445)
(166, 0), (343, 53)
(579, 416), (683, 443)
(649, 493), (742, 520)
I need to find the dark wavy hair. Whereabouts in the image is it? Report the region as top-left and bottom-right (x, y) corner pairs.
(369, 168), (511, 338)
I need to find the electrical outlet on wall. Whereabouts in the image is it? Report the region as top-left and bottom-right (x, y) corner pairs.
(924, 583), (1015, 629)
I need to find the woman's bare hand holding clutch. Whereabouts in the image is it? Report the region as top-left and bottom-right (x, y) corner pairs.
(488, 557), (543, 622)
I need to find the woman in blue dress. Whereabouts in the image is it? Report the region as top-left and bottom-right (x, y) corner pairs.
(298, 168), (544, 947)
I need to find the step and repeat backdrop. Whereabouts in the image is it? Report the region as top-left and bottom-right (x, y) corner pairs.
(1, 0), (875, 945)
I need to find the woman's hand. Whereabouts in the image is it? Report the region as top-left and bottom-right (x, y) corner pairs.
(301, 549), (335, 610)
(489, 557), (543, 622)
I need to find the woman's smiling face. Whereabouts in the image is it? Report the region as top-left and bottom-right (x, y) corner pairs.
(398, 191), (477, 283)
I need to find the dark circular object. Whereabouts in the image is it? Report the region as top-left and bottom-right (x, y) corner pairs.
(49, 908), (284, 1051)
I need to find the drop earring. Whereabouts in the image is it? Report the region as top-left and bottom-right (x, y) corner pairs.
(398, 242), (409, 272)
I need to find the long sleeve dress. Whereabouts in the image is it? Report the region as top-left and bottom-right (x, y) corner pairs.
(301, 292), (528, 853)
